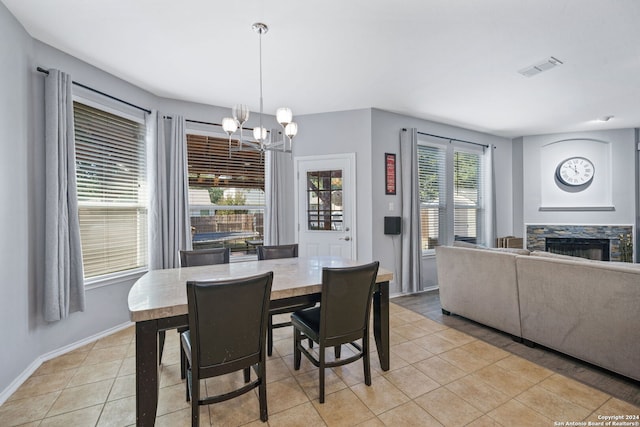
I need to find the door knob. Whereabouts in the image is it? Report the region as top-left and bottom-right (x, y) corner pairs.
(339, 236), (351, 241)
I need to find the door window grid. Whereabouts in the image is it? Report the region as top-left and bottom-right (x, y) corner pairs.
(306, 170), (343, 231)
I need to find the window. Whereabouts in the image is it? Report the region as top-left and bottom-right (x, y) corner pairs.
(73, 101), (148, 280)
(186, 134), (265, 257)
(306, 170), (343, 231)
(417, 139), (485, 252)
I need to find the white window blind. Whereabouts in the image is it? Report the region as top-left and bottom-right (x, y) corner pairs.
(417, 140), (485, 252)
(74, 101), (148, 279)
(418, 144), (446, 250)
(453, 148), (483, 244)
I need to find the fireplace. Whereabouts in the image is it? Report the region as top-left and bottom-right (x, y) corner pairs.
(545, 238), (610, 261)
(526, 225), (633, 262)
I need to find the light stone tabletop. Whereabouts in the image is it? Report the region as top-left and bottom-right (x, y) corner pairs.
(128, 256), (393, 322)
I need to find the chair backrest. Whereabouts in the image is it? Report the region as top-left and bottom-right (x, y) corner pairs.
(186, 272), (273, 376)
(180, 248), (230, 267)
(257, 244), (298, 260)
(320, 261), (380, 345)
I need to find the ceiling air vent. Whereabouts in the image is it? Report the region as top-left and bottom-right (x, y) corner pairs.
(518, 56), (563, 77)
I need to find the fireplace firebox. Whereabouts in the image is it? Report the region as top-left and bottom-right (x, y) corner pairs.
(545, 238), (610, 261)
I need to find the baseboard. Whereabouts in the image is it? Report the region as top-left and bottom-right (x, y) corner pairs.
(0, 321), (133, 406)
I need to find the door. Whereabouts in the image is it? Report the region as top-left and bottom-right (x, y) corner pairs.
(294, 153), (356, 259)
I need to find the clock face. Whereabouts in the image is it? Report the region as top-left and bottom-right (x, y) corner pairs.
(555, 157), (595, 187)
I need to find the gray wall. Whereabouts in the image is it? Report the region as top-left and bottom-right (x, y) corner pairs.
(294, 109), (374, 260)
(521, 129), (636, 233)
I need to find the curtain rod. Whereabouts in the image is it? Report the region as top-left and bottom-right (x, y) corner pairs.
(37, 66), (152, 114)
(411, 130), (490, 149)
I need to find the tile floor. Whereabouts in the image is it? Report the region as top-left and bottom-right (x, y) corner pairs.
(1, 300), (638, 426)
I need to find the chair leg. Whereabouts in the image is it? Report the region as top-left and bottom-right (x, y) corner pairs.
(334, 345), (341, 359)
(267, 315), (274, 356)
(258, 364), (268, 422)
(319, 348), (325, 404)
(363, 336), (371, 386)
(293, 327), (302, 370)
(191, 372), (199, 427)
(180, 347), (186, 380)
(158, 330), (166, 364)
(244, 367), (251, 383)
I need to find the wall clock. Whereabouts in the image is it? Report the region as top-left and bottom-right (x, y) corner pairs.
(555, 156), (595, 188)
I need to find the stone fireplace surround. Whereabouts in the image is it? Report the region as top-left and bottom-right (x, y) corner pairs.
(526, 224), (633, 262)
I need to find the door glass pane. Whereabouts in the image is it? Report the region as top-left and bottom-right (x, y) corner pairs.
(307, 170), (343, 231)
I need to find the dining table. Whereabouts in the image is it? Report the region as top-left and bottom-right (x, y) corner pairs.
(127, 255), (393, 426)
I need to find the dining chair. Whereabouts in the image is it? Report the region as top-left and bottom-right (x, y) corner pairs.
(181, 271), (273, 425)
(291, 261), (380, 403)
(158, 247), (231, 380)
(257, 244), (315, 356)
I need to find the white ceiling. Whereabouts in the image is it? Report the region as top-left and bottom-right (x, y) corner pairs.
(4, 0), (640, 138)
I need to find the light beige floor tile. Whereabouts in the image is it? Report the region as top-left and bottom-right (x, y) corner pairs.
(8, 369), (75, 401)
(312, 388), (375, 426)
(355, 416), (385, 426)
(378, 400), (443, 426)
(413, 356), (467, 385)
(412, 334), (460, 354)
(283, 353), (320, 375)
(295, 367), (348, 401)
(414, 387), (483, 426)
(459, 340), (510, 363)
(97, 395), (136, 427)
(473, 364), (535, 397)
(207, 390), (262, 426)
(383, 365), (440, 399)
(446, 375), (511, 413)
(438, 347), (493, 373)
(391, 341), (434, 364)
(39, 404), (102, 427)
(539, 373), (610, 410)
(157, 383), (191, 416)
(388, 331), (410, 346)
(413, 318), (449, 334)
(108, 374), (136, 401)
(592, 397), (640, 419)
(267, 357), (295, 384)
(267, 401), (326, 427)
(393, 323), (431, 340)
(434, 329), (476, 347)
(267, 376), (310, 414)
(154, 406), (211, 427)
(515, 384), (592, 421)
(118, 356), (136, 376)
(33, 351), (89, 376)
(68, 359), (122, 387)
(488, 399), (552, 427)
(493, 355), (553, 384)
(465, 414), (503, 426)
(47, 378), (113, 417)
(371, 349), (410, 375)
(159, 362), (183, 388)
(93, 326), (134, 349)
(351, 375), (409, 415)
(395, 310), (429, 324)
(0, 391), (60, 426)
(83, 344), (129, 366)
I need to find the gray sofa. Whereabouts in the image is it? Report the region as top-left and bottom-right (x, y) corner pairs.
(435, 245), (640, 381)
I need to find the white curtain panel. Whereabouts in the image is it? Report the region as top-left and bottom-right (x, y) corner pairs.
(43, 69), (85, 321)
(399, 128), (422, 293)
(483, 145), (497, 247)
(148, 113), (191, 270)
(264, 149), (287, 245)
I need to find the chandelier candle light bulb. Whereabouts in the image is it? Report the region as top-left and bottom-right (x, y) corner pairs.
(221, 23), (297, 154)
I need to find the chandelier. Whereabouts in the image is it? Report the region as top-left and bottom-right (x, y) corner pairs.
(221, 23), (297, 154)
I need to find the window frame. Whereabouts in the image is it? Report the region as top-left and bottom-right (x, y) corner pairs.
(185, 124), (266, 260)
(417, 137), (486, 256)
(72, 94), (149, 287)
